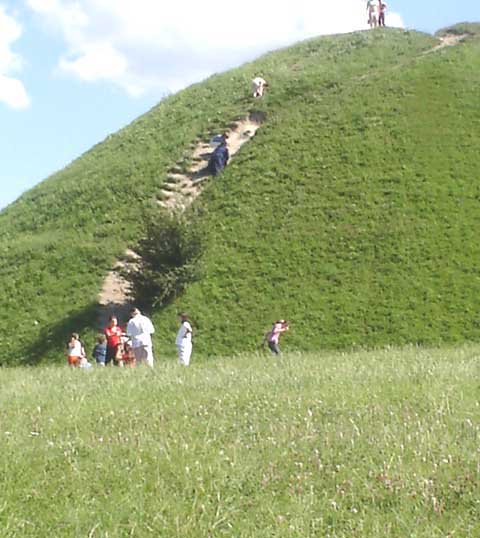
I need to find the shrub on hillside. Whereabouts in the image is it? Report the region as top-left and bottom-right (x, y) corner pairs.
(126, 211), (203, 309)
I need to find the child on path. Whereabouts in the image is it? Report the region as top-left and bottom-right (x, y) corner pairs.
(92, 334), (107, 366)
(176, 313), (193, 366)
(265, 320), (289, 355)
(66, 333), (86, 367)
(252, 76), (268, 98)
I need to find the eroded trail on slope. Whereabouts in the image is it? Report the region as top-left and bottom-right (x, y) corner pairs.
(97, 112), (265, 325)
(423, 33), (468, 55)
(158, 111), (265, 211)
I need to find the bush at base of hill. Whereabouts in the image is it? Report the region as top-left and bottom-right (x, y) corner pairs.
(126, 211), (204, 310)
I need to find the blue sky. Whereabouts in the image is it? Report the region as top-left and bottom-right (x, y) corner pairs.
(0, 0), (478, 210)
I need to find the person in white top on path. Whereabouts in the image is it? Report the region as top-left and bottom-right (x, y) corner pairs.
(252, 76), (268, 98)
(126, 307), (155, 367)
(176, 313), (193, 366)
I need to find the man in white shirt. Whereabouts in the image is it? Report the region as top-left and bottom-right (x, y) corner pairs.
(126, 308), (155, 367)
(176, 313), (193, 366)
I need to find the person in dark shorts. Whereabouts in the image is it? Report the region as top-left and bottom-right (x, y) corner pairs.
(265, 320), (289, 355)
(378, 1), (387, 27)
(104, 315), (123, 366)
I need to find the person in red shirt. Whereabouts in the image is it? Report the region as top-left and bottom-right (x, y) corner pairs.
(104, 315), (124, 366)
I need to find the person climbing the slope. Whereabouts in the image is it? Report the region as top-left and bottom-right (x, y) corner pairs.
(208, 138), (229, 176)
(176, 313), (193, 366)
(252, 76), (268, 98)
(378, 1), (387, 27)
(366, 0), (378, 28)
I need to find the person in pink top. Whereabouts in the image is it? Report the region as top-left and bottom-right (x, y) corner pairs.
(265, 320), (289, 355)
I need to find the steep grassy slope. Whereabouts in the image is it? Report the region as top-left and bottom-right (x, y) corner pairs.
(1, 347), (480, 536)
(157, 26), (480, 355)
(0, 26), (479, 363)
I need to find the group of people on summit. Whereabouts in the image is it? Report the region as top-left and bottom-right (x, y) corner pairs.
(367, 0), (387, 28)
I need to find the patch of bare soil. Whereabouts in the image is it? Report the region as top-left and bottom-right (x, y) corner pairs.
(424, 33), (468, 55)
(97, 249), (139, 327)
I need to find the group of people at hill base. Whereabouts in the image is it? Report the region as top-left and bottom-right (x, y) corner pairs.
(66, 309), (193, 368)
(67, 311), (289, 367)
(367, 0), (387, 28)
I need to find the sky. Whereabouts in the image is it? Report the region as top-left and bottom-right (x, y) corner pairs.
(0, 0), (478, 210)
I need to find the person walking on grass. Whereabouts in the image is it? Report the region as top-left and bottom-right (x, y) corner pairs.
(378, 1), (387, 27)
(265, 320), (289, 355)
(176, 313), (193, 366)
(104, 315), (123, 366)
(126, 308), (155, 367)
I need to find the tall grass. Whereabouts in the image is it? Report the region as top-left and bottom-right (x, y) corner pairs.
(1, 346), (479, 536)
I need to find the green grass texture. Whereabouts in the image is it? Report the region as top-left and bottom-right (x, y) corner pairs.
(1, 346), (479, 536)
(0, 25), (479, 364)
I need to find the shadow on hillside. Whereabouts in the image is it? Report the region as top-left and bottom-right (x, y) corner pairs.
(23, 302), (101, 366)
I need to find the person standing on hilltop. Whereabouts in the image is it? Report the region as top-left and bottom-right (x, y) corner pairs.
(252, 76), (268, 98)
(264, 320), (289, 355)
(176, 313), (193, 366)
(104, 315), (123, 366)
(126, 308), (155, 367)
(366, 0), (378, 28)
(378, 1), (387, 27)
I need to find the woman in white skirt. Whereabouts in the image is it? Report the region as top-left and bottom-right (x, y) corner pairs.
(176, 313), (193, 366)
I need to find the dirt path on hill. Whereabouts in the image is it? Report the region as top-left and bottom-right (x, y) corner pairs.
(96, 112), (265, 326)
(423, 33), (468, 55)
(97, 249), (140, 328)
(158, 111), (265, 211)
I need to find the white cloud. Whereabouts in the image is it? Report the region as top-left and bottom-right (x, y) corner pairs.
(0, 6), (30, 109)
(26, 0), (404, 96)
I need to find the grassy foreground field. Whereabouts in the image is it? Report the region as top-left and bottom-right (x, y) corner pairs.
(1, 346), (479, 537)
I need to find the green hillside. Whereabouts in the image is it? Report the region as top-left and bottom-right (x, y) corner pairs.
(1, 25), (480, 364)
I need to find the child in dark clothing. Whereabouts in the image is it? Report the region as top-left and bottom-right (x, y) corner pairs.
(93, 334), (107, 366)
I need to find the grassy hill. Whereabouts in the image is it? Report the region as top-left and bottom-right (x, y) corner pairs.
(1, 347), (479, 536)
(1, 25), (480, 364)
